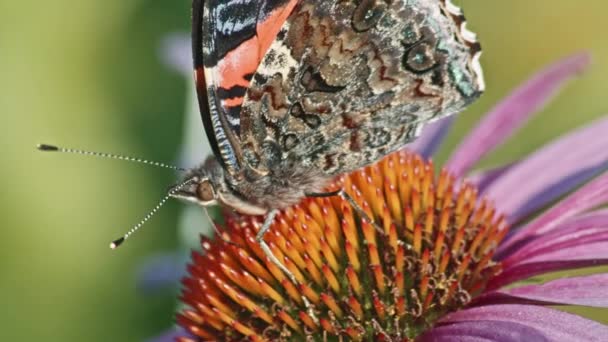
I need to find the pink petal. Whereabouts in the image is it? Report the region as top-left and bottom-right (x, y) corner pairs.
(137, 253), (186, 293)
(146, 327), (192, 342)
(488, 242), (608, 289)
(501, 210), (608, 267)
(483, 117), (608, 224)
(498, 171), (608, 257)
(409, 117), (454, 159)
(437, 304), (608, 342)
(419, 320), (548, 342)
(477, 274), (608, 308)
(446, 53), (591, 178)
(467, 163), (515, 193)
(522, 241), (608, 264)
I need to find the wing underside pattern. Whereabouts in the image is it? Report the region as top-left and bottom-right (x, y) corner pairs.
(193, 0), (298, 173)
(237, 0), (484, 176)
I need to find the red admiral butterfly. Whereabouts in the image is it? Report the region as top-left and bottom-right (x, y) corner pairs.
(168, 0), (483, 279)
(39, 0), (483, 299)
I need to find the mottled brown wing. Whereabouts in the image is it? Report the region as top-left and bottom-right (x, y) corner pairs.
(238, 0), (484, 176)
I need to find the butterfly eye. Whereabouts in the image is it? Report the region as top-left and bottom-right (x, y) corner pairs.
(197, 180), (216, 202)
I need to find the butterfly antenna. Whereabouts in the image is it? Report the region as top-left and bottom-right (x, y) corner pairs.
(37, 143), (188, 172)
(110, 178), (195, 249)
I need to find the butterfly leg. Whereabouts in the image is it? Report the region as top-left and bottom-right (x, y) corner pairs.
(255, 209), (316, 320)
(201, 207), (247, 248)
(210, 220), (245, 249)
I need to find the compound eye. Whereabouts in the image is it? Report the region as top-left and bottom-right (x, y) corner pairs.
(196, 180), (215, 203)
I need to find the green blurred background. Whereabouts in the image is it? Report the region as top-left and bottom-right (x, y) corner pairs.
(1, 1), (607, 341)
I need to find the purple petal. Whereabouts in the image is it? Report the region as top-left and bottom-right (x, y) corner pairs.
(483, 117), (608, 224)
(159, 33), (192, 76)
(498, 171), (608, 257)
(477, 274), (608, 308)
(446, 53), (591, 178)
(137, 253), (187, 294)
(467, 163), (515, 194)
(409, 116), (454, 159)
(147, 327), (193, 342)
(470, 291), (546, 307)
(488, 242), (608, 289)
(437, 304), (608, 342)
(419, 320), (550, 342)
(517, 240), (608, 264)
(502, 210), (608, 266)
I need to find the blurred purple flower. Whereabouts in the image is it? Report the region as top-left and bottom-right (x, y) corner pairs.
(155, 38), (608, 340)
(144, 34), (212, 341)
(146, 327), (193, 342)
(159, 34), (191, 76)
(136, 253), (187, 294)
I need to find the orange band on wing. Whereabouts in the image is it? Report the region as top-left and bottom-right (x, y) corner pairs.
(257, 0), (299, 58)
(215, 0), (299, 92)
(222, 97), (245, 108)
(217, 37), (261, 90)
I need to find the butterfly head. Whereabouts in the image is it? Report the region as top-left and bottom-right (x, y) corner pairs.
(168, 156), (267, 216)
(169, 174), (218, 206)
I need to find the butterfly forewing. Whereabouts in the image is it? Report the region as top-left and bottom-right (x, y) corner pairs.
(190, 0), (483, 211)
(237, 0), (483, 176)
(193, 0), (299, 175)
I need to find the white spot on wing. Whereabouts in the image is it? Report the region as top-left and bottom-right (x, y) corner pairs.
(255, 26), (298, 77)
(444, 0), (463, 15)
(471, 51), (485, 91)
(460, 22), (477, 42)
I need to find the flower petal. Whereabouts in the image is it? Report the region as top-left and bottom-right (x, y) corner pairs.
(518, 241), (608, 264)
(419, 320), (549, 342)
(477, 274), (608, 308)
(483, 117), (608, 223)
(502, 210), (608, 267)
(446, 52), (591, 178)
(488, 241), (608, 289)
(137, 253), (186, 293)
(467, 163), (515, 194)
(409, 116), (454, 159)
(498, 171), (608, 257)
(146, 327), (192, 342)
(159, 33), (192, 76)
(437, 304), (608, 342)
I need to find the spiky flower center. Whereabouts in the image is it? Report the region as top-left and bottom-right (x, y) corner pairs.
(178, 151), (508, 341)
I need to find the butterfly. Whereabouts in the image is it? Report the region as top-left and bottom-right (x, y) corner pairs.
(169, 0), (484, 281)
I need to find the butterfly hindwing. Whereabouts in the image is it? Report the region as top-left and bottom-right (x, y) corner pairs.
(237, 0), (484, 176)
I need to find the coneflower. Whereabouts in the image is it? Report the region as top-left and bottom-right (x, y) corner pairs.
(179, 150), (509, 340)
(157, 52), (608, 341)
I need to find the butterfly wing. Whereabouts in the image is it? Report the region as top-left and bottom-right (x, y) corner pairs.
(192, 0), (299, 174)
(238, 0), (484, 176)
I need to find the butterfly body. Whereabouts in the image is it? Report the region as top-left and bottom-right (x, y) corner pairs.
(173, 0), (484, 215)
